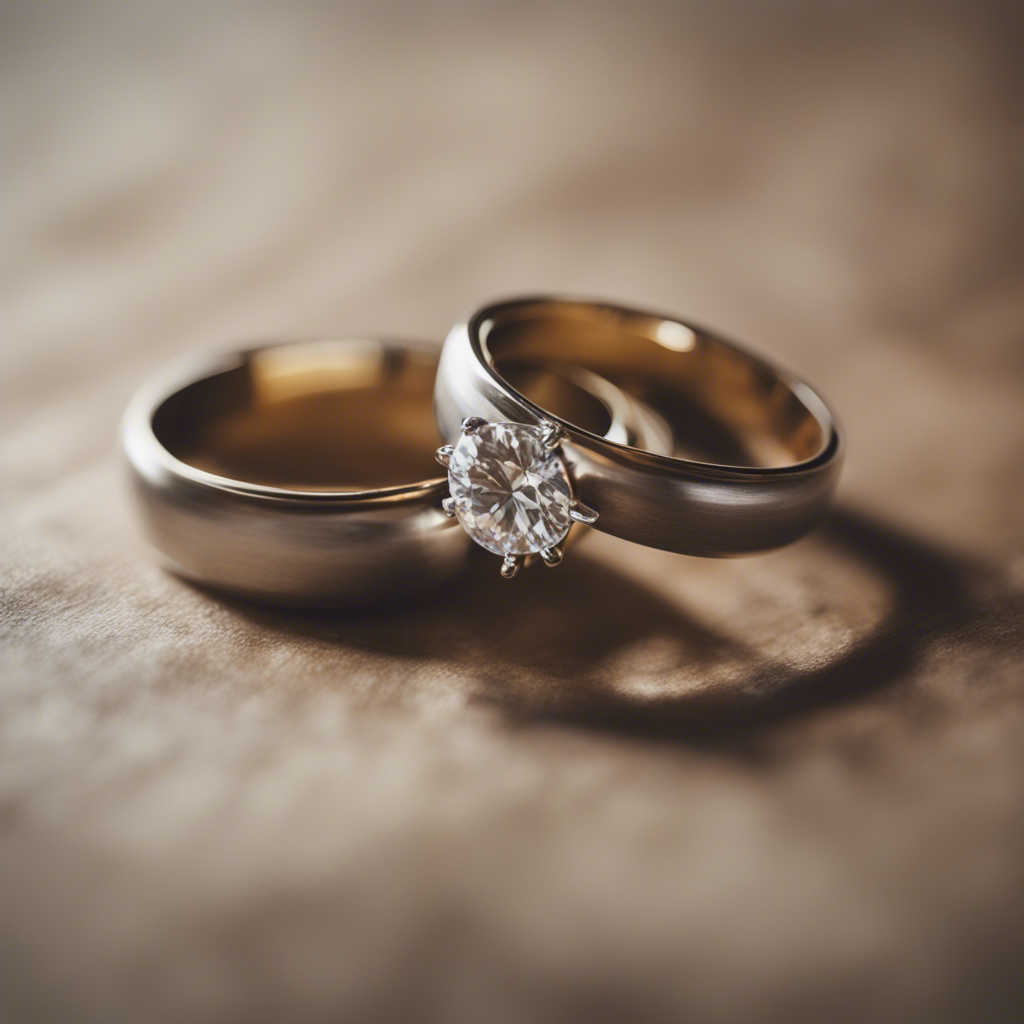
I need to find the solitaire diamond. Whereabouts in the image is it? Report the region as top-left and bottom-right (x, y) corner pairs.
(447, 421), (572, 556)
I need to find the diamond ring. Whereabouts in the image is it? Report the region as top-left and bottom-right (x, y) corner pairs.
(434, 296), (843, 567)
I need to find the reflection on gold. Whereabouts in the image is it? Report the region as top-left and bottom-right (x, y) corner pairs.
(153, 343), (625, 491)
(653, 320), (697, 353)
(185, 387), (441, 490)
(251, 340), (384, 404)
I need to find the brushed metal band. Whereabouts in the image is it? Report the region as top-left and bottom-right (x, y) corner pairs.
(123, 337), (654, 604)
(434, 297), (843, 557)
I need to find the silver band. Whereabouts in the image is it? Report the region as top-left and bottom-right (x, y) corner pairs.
(123, 337), (653, 604)
(434, 297), (843, 557)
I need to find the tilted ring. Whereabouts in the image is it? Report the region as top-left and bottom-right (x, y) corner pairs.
(123, 337), (657, 603)
(433, 297), (843, 576)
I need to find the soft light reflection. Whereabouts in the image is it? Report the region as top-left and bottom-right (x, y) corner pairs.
(654, 320), (697, 352)
(253, 340), (382, 403)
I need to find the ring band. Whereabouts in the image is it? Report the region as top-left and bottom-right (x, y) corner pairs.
(123, 337), (654, 603)
(434, 297), (842, 565)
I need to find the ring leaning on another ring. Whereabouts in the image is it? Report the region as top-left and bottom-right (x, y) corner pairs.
(434, 296), (843, 577)
(122, 338), (661, 604)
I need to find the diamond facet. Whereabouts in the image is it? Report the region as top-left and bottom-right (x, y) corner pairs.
(447, 421), (573, 556)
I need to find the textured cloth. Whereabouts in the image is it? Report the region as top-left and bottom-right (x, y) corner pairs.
(2, 3), (1023, 1021)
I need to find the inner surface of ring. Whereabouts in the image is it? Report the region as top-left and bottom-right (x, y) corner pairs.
(153, 341), (616, 490)
(480, 304), (829, 468)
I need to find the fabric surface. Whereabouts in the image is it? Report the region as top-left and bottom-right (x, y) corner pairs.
(2, 3), (1023, 1021)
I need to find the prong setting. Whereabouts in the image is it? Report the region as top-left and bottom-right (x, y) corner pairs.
(435, 444), (454, 468)
(500, 554), (522, 579)
(540, 419), (565, 450)
(569, 501), (599, 526)
(540, 545), (563, 567)
(460, 416), (487, 435)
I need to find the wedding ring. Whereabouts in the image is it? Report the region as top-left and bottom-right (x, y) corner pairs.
(123, 337), (654, 603)
(434, 297), (842, 575)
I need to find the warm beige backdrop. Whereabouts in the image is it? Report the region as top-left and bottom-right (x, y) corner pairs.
(2, 2), (1023, 1021)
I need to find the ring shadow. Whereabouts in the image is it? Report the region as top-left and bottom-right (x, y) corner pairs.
(196, 504), (1010, 749)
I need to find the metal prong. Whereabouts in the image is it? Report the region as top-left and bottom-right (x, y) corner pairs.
(461, 416), (487, 435)
(569, 501), (599, 526)
(441, 496), (457, 518)
(540, 419), (565, 450)
(499, 554), (522, 579)
(540, 545), (563, 567)
(435, 444), (454, 468)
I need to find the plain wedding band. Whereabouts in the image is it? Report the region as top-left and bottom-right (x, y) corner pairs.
(434, 297), (843, 558)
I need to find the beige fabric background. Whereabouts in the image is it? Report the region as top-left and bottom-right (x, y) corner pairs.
(2, 2), (1023, 1021)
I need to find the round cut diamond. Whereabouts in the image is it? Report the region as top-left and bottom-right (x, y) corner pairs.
(448, 422), (572, 556)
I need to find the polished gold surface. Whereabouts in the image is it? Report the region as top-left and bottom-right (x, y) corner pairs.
(151, 343), (628, 491)
(435, 297), (842, 557)
(152, 342), (445, 490)
(483, 301), (827, 467)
